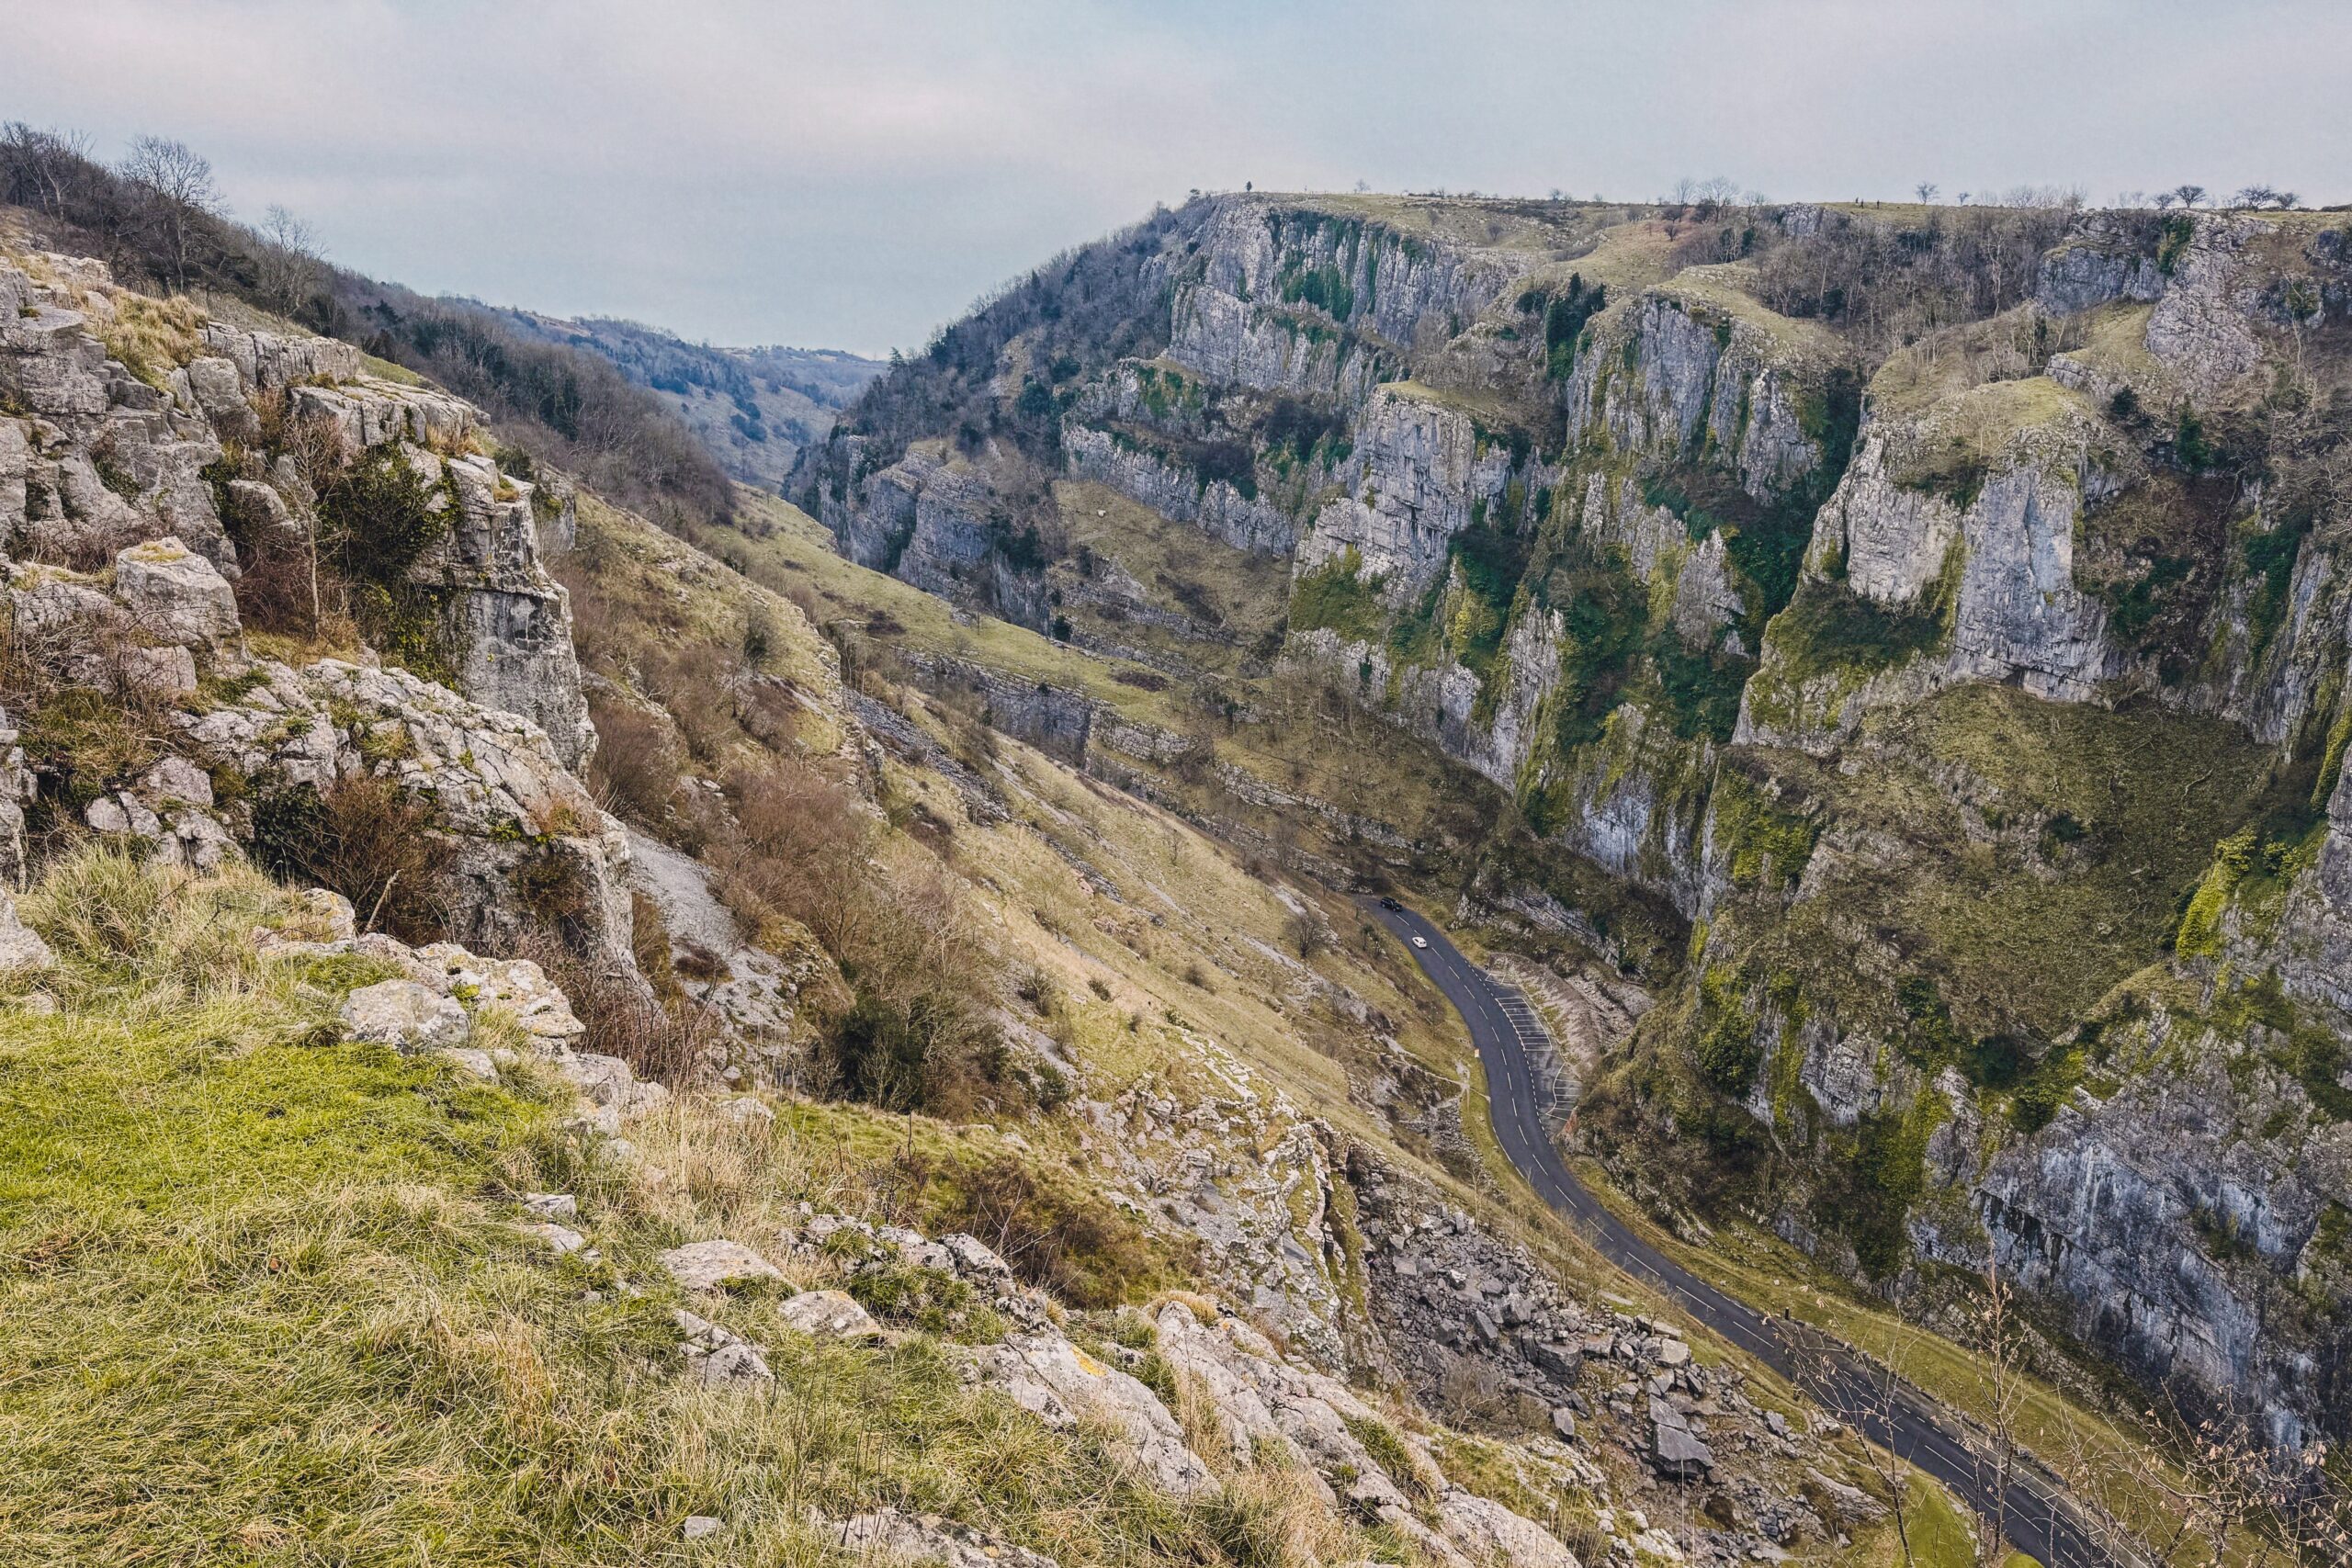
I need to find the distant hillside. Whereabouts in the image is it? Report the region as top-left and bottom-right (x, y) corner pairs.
(493, 310), (883, 488)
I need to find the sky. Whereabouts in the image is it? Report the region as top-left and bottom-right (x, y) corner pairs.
(4, 0), (2346, 356)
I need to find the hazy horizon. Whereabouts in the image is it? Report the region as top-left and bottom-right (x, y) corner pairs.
(5, 0), (2346, 356)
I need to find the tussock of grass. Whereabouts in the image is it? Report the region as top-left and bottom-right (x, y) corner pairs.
(94, 288), (208, 389)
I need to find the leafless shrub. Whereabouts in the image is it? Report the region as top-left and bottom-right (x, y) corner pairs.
(508, 921), (707, 1086)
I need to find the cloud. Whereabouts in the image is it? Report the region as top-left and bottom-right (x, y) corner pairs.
(4, 0), (2346, 353)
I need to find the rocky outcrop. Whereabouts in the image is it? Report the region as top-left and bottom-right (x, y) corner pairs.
(0, 886), (54, 971)
(1295, 385), (1515, 600)
(405, 447), (595, 771)
(2, 251), (597, 776)
(1958, 1029), (2350, 1453)
(1167, 200), (1526, 399)
(1061, 424), (1298, 554)
(177, 657), (640, 980)
(2034, 216), (2169, 317)
(1742, 382), (2116, 750)
(0, 258), (237, 574)
(823, 442), (1048, 625)
(1566, 279), (1831, 506)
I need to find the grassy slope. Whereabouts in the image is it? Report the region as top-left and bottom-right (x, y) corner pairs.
(697, 489), (1486, 870)
(0, 852), (1394, 1566)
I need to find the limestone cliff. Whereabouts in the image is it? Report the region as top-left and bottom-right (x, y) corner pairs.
(803, 194), (2352, 1452)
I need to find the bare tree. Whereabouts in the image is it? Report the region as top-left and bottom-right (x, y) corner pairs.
(2173, 183), (2209, 209)
(119, 134), (223, 290)
(0, 122), (95, 216)
(2286, 277), (2322, 382)
(1694, 175), (1743, 209)
(1969, 1257), (2028, 1566)
(252, 204), (324, 315)
(1916, 182), (1939, 205)
(2049, 1384), (2351, 1568)
(1782, 1324), (1920, 1564)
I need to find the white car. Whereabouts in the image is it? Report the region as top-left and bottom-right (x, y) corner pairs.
(1411, 936), (1429, 950)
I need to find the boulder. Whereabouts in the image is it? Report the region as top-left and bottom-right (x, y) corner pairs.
(831, 1508), (1060, 1568)
(113, 538), (238, 648)
(971, 1332), (1219, 1499)
(339, 979), (469, 1050)
(775, 1289), (878, 1338)
(1648, 1397), (1714, 1479)
(658, 1239), (786, 1292)
(0, 890), (55, 972)
(673, 1308), (773, 1386)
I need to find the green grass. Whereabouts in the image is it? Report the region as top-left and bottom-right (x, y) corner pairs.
(0, 849), (1387, 1565)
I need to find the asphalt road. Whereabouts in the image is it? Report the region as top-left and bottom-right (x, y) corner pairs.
(1367, 899), (2132, 1568)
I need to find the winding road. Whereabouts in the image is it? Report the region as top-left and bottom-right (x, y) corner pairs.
(1367, 899), (2133, 1568)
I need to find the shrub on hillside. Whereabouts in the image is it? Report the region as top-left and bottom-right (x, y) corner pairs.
(248, 773), (443, 942)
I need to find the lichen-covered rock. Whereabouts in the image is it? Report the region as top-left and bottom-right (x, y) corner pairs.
(112, 538), (239, 649)
(673, 1306), (775, 1386)
(775, 1289), (878, 1338)
(971, 1331), (1220, 1499)
(175, 658), (639, 984)
(0, 888), (55, 972)
(340, 978), (470, 1050)
(658, 1239), (786, 1292)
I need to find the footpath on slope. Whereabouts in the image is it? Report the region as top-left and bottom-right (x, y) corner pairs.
(1366, 900), (2145, 1568)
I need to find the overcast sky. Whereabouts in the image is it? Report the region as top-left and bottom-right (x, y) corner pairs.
(4, 1), (2345, 355)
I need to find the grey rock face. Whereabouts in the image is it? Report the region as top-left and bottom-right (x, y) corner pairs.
(2144, 215), (2268, 396)
(2034, 218), (2168, 316)
(176, 658), (640, 984)
(1062, 424), (1299, 554)
(1566, 284), (1824, 506)
(1296, 385), (1513, 602)
(1166, 200), (1524, 399)
(0, 261), (243, 575)
(1963, 1026), (2350, 1452)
